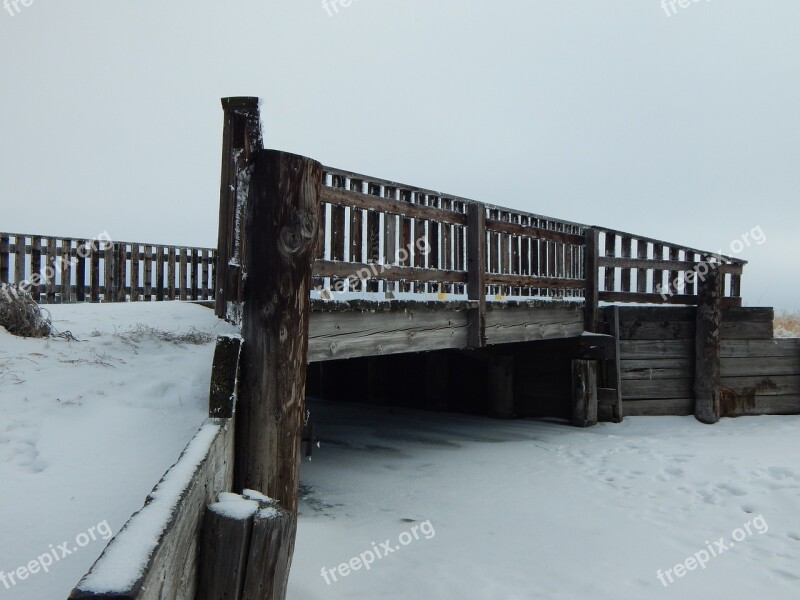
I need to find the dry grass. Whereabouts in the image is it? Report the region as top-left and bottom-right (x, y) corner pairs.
(113, 324), (215, 350)
(774, 311), (800, 338)
(0, 283), (52, 338)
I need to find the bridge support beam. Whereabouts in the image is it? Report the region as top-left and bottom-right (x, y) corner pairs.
(694, 267), (722, 424)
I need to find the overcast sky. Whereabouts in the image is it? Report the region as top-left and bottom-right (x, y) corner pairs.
(1, 1), (798, 310)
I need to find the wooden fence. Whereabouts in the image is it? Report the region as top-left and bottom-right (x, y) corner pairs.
(0, 233), (216, 303)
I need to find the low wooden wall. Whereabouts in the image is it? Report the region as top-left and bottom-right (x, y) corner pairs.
(611, 306), (799, 417)
(69, 335), (241, 599)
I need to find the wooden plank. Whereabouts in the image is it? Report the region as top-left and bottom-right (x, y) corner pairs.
(61, 239), (72, 303)
(604, 232), (616, 293)
(484, 305), (584, 345)
(116, 243), (127, 301)
(652, 243), (664, 294)
(599, 291), (700, 305)
(313, 260), (466, 284)
(721, 338), (800, 358)
(156, 246), (165, 301)
(583, 228), (599, 332)
(349, 180), (364, 269)
(484, 218), (585, 245)
(321, 185), (467, 226)
(485, 273), (584, 289)
(695, 269), (722, 423)
(383, 187), (398, 293)
(620, 236), (632, 292)
(606, 305), (624, 422)
(366, 184), (381, 293)
(0, 234), (9, 283)
(622, 398), (694, 416)
(669, 246), (681, 295)
(721, 356), (800, 377)
(572, 360), (598, 427)
(190, 248), (198, 300)
(143, 245), (153, 301)
(722, 307), (773, 322)
(621, 378), (694, 400)
(721, 375), (800, 396)
(308, 306), (470, 362)
(75, 240), (87, 302)
(130, 243), (140, 301)
(619, 339), (693, 359)
(168, 247), (176, 300)
(90, 243), (100, 302)
(467, 203), (487, 347)
(180, 248), (188, 300)
(720, 320), (773, 340)
(202, 249), (209, 300)
(619, 320), (695, 341)
(14, 234), (26, 286)
(30, 237), (42, 301)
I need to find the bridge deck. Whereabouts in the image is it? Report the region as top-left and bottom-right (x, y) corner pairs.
(308, 298), (585, 362)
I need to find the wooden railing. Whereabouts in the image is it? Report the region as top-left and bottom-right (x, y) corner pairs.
(595, 227), (745, 305)
(313, 167), (588, 300)
(0, 232), (216, 303)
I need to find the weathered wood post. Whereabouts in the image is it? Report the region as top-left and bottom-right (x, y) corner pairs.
(571, 359), (598, 427)
(467, 202), (487, 348)
(235, 149), (322, 511)
(216, 97), (263, 319)
(694, 265), (722, 424)
(583, 227), (600, 332)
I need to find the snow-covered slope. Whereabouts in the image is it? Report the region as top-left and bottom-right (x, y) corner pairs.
(0, 302), (236, 599)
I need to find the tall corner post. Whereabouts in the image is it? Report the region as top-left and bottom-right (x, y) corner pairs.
(216, 97), (264, 319)
(694, 266), (722, 424)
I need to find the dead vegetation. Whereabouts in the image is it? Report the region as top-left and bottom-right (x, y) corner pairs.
(774, 311), (800, 338)
(0, 283), (52, 338)
(113, 323), (215, 350)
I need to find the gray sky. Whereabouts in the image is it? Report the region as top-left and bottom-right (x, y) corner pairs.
(1, 1), (798, 310)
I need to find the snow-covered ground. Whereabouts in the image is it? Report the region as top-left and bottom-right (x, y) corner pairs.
(0, 302), (235, 600)
(3, 302), (798, 599)
(290, 400), (800, 599)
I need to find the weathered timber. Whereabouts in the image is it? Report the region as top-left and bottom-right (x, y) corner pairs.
(622, 398), (694, 416)
(467, 202), (487, 347)
(241, 507), (294, 600)
(209, 335), (243, 419)
(235, 150), (322, 514)
(197, 500), (258, 600)
(695, 268), (722, 424)
(571, 359), (598, 427)
(583, 228), (599, 331)
(216, 97), (263, 318)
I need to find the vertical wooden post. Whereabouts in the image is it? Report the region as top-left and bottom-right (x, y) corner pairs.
(571, 359), (598, 427)
(216, 97), (263, 318)
(30, 237), (42, 301)
(583, 228), (599, 332)
(467, 202), (486, 348)
(235, 149), (322, 514)
(90, 244), (100, 302)
(694, 267), (722, 424)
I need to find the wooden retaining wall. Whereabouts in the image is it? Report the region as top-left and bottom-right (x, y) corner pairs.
(0, 232), (216, 303)
(611, 306), (800, 417)
(69, 336), (241, 600)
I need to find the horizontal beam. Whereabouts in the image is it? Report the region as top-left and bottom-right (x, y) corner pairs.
(313, 260), (468, 283)
(485, 273), (585, 289)
(599, 256), (744, 274)
(484, 219), (585, 245)
(320, 187), (467, 226)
